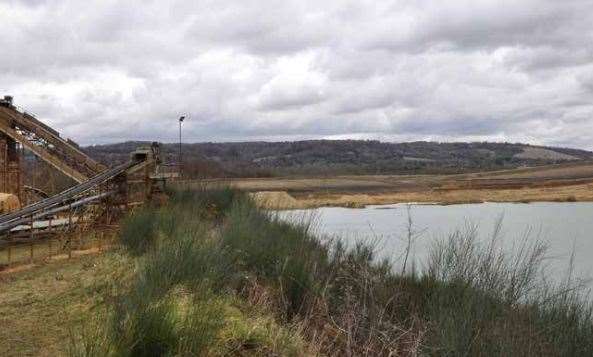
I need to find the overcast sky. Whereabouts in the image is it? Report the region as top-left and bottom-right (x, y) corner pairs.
(1, 0), (592, 148)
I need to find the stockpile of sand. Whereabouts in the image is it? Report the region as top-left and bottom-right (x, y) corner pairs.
(249, 191), (300, 209)
(0, 193), (20, 214)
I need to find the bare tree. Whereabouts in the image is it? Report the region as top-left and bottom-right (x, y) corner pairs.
(401, 204), (426, 275)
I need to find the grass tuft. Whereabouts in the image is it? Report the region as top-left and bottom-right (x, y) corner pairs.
(119, 209), (158, 256)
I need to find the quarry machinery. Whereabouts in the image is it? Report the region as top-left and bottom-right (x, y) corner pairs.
(0, 97), (166, 244)
(0, 95), (105, 186)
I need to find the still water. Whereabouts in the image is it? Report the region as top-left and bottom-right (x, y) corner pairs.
(280, 202), (593, 282)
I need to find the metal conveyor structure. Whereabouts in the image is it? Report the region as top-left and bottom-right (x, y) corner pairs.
(0, 159), (145, 234)
(0, 99), (105, 183)
(0, 96), (163, 244)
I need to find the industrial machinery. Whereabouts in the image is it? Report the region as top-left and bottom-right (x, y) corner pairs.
(0, 97), (167, 244)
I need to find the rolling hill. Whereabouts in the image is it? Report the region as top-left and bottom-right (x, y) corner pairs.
(84, 140), (593, 177)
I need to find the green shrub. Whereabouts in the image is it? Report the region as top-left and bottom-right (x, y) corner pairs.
(136, 225), (234, 300)
(222, 199), (327, 315)
(109, 289), (225, 357)
(82, 187), (593, 356)
(119, 209), (158, 256)
(423, 223), (593, 355)
(169, 185), (238, 220)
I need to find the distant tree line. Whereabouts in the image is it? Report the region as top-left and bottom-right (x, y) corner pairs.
(83, 140), (593, 178)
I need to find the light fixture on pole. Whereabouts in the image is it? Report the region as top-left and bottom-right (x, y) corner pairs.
(178, 115), (186, 178)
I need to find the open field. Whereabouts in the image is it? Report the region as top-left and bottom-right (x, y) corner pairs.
(0, 252), (132, 357)
(178, 161), (593, 208)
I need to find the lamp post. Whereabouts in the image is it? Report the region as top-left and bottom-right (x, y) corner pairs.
(178, 116), (185, 178)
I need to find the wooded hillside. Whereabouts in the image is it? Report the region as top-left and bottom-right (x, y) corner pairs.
(84, 140), (593, 177)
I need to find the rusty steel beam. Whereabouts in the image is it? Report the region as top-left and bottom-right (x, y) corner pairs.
(0, 105), (105, 181)
(0, 120), (89, 182)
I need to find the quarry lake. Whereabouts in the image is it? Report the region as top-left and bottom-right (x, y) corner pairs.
(280, 202), (593, 284)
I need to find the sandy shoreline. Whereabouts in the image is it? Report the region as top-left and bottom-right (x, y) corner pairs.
(176, 162), (593, 209)
(250, 182), (593, 209)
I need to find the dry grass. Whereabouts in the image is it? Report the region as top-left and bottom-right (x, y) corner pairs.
(0, 252), (133, 357)
(0, 232), (115, 270)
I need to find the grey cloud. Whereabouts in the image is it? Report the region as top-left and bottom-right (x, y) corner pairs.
(370, 1), (586, 51)
(9, 0), (46, 7)
(396, 116), (506, 136)
(577, 70), (593, 94)
(257, 89), (327, 111)
(502, 46), (593, 72)
(0, 0), (592, 149)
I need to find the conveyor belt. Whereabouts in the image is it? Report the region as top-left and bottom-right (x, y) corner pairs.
(0, 104), (105, 182)
(0, 159), (141, 233)
(3, 191), (114, 234)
